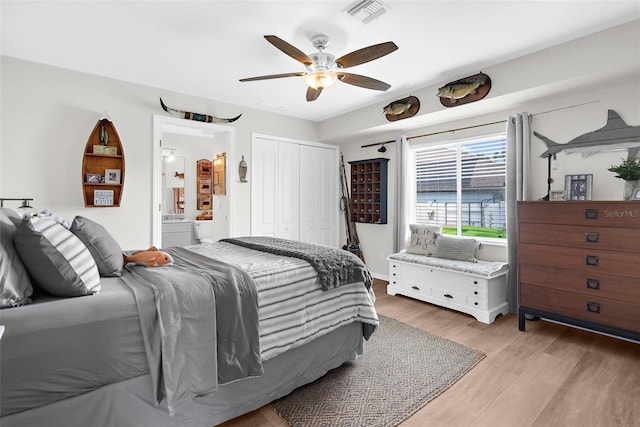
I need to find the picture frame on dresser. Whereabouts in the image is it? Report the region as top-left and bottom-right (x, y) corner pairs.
(633, 188), (640, 200)
(564, 174), (592, 200)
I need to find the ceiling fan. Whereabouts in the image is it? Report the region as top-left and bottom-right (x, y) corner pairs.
(239, 34), (398, 102)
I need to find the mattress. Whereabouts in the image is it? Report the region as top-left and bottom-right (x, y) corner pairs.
(0, 277), (149, 416)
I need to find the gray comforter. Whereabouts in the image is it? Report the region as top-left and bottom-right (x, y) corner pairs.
(121, 247), (262, 416)
(221, 236), (373, 291)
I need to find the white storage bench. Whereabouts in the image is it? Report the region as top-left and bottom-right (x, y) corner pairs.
(387, 251), (509, 324)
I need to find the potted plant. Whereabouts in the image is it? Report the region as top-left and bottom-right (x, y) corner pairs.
(608, 156), (640, 199)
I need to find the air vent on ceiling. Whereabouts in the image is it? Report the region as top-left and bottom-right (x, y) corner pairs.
(343, 0), (389, 24)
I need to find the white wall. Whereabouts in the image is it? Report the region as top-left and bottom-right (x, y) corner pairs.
(0, 56), (319, 249)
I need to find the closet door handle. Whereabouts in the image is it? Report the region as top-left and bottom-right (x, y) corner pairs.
(585, 255), (599, 266)
(411, 285), (420, 291)
(443, 294), (453, 299)
(585, 232), (599, 243)
(584, 209), (598, 220)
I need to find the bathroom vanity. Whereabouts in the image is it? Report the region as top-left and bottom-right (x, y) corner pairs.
(162, 219), (193, 247)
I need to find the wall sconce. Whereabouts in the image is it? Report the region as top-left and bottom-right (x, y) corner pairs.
(0, 198), (37, 215)
(239, 155), (248, 183)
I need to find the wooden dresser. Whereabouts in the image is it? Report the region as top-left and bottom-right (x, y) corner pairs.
(517, 201), (640, 341)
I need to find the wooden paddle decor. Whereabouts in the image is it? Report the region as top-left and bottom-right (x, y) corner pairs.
(438, 72), (491, 107)
(383, 96), (420, 122)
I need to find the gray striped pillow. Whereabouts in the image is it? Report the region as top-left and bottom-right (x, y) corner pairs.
(14, 214), (100, 297)
(434, 234), (479, 262)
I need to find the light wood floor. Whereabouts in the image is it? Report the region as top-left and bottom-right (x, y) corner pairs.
(220, 279), (640, 427)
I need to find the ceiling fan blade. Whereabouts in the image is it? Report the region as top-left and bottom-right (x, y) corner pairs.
(264, 35), (315, 67)
(306, 87), (323, 102)
(337, 72), (391, 91)
(335, 41), (398, 68)
(239, 72), (305, 82)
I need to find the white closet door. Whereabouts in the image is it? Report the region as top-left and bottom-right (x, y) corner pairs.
(299, 144), (338, 247)
(278, 141), (300, 240)
(251, 137), (278, 236)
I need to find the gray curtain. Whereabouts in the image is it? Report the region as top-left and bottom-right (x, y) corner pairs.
(506, 113), (532, 312)
(393, 135), (410, 253)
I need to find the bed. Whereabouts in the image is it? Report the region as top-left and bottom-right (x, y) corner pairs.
(0, 208), (378, 426)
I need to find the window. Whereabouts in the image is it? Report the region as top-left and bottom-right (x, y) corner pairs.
(411, 134), (507, 240)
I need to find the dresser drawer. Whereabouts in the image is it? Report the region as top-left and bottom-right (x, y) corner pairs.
(520, 283), (640, 332)
(519, 223), (640, 253)
(519, 263), (640, 304)
(518, 201), (640, 228)
(519, 243), (636, 278)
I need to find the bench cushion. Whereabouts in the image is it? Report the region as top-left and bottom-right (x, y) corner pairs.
(388, 250), (508, 279)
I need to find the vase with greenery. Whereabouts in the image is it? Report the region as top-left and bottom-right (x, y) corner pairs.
(608, 156), (640, 200)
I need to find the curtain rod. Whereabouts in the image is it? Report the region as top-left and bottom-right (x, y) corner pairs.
(360, 100), (599, 149)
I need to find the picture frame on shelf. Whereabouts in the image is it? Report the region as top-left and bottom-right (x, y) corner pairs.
(86, 173), (101, 183)
(632, 188), (640, 200)
(104, 169), (121, 184)
(549, 190), (566, 201)
(564, 174), (593, 200)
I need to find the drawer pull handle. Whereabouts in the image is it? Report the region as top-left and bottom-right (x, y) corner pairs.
(474, 291), (478, 295)
(584, 209), (598, 220)
(585, 255), (599, 266)
(474, 302), (478, 306)
(411, 285), (420, 291)
(586, 302), (600, 314)
(585, 232), (599, 243)
(586, 279), (600, 290)
(444, 294), (453, 299)
(473, 280), (478, 284)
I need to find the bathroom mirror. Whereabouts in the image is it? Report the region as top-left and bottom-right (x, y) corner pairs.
(162, 154), (185, 218)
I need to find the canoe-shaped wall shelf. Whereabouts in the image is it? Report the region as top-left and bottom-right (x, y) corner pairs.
(81, 118), (125, 207)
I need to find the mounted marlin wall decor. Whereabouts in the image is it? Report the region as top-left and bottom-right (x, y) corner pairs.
(533, 109), (640, 200)
(159, 98), (242, 123)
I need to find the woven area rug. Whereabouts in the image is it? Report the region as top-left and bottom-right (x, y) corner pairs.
(271, 315), (485, 427)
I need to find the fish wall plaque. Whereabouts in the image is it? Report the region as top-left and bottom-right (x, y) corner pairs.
(437, 72), (491, 107)
(160, 98), (242, 123)
(383, 96), (420, 121)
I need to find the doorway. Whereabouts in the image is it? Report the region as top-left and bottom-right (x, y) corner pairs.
(152, 115), (235, 247)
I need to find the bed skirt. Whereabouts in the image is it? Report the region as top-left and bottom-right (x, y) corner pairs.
(1, 321), (363, 427)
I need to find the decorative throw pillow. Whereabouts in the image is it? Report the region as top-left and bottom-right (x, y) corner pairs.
(0, 208), (33, 308)
(70, 216), (123, 277)
(435, 234), (479, 262)
(406, 224), (441, 256)
(13, 213), (100, 297)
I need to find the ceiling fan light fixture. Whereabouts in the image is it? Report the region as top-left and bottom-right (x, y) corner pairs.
(304, 71), (338, 89)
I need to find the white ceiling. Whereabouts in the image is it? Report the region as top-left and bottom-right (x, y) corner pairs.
(2, 1), (639, 122)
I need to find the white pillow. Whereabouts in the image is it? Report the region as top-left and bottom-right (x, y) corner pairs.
(406, 224), (441, 256)
(14, 213), (100, 297)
